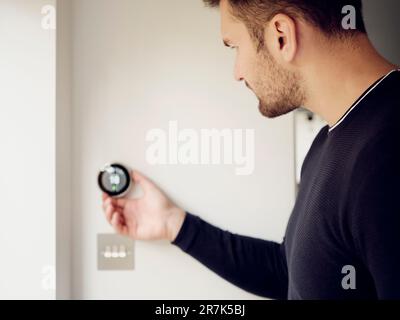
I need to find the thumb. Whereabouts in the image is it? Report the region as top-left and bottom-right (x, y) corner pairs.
(131, 169), (155, 193)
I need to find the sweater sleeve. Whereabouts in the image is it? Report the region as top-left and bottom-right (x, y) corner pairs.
(350, 134), (400, 299)
(171, 212), (288, 300)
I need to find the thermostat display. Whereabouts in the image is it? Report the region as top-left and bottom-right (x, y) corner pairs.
(98, 163), (131, 197)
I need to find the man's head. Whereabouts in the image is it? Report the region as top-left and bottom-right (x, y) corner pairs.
(204, 0), (366, 118)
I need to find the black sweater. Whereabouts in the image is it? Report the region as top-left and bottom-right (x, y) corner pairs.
(172, 69), (400, 300)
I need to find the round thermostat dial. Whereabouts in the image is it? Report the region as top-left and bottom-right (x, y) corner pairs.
(98, 163), (131, 198)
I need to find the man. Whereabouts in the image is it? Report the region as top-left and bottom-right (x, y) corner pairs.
(101, 0), (400, 299)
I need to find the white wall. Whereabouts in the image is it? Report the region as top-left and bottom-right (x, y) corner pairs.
(2, 0), (398, 301)
(0, 0), (56, 299)
(70, 0), (295, 299)
(0, 0), (397, 302)
(364, 0), (400, 65)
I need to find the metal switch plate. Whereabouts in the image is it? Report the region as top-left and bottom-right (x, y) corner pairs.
(97, 233), (134, 270)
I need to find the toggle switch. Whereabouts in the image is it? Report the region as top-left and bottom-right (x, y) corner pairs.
(97, 233), (134, 270)
(104, 246), (112, 258)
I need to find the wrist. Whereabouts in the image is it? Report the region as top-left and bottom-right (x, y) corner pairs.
(166, 206), (186, 242)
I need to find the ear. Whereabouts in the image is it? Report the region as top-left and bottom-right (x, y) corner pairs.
(265, 13), (298, 63)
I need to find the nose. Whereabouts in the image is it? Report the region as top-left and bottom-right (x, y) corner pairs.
(234, 60), (244, 82)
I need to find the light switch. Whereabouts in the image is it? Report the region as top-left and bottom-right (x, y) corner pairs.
(97, 233), (134, 270)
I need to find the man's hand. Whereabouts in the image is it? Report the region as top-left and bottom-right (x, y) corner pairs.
(101, 170), (186, 242)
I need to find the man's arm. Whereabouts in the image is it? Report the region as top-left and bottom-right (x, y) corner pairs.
(171, 213), (288, 300)
(100, 170), (288, 299)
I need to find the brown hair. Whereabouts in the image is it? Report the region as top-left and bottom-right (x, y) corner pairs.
(204, 0), (366, 49)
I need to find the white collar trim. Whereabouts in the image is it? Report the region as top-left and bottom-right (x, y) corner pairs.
(328, 69), (400, 133)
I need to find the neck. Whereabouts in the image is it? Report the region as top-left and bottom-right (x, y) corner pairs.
(302, 35), (397, 127)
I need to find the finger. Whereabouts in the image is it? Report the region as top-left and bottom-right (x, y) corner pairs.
(104, 203), (114, 223)
(112, 197), (127, 209)
(104, 197), (124, 212)
(105, 203), (124, 221)
(102, 197), (112, 211)
(111, 212), (128, 235)
(131, 169), (155, 194)
(102, 192), (109, 201)
(111, 212), (120, 230)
